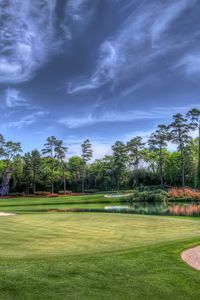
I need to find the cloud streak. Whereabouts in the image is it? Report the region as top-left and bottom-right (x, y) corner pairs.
(62, 0), (97, 41)
(176, 54), (200, 76)
(151, 0), (195, 45)
(59, 102), (200, 129)
(67, 0), (197, 94)
(0, 0), (57, 83)
(5, 88), (28, 108)
(5, 111), (47, 129)
(59, 109), (157, 129)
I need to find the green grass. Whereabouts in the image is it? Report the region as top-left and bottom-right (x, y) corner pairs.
(1, 212), (200, 299)
(0, 195), (126, 213)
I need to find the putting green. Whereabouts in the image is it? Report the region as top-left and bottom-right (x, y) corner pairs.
(1, 213), (200, 258)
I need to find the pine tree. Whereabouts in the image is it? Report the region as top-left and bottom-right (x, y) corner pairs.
(112, 141), (127, 191)
(148, 125), (169, 187)
(81, 139), (93, 192)
(187, 109), (200, 188)
(42, 136), (58, 193)
(54, 140), (68, 194)
(169, 114), (192, 189)
(127, 137), (145, 187)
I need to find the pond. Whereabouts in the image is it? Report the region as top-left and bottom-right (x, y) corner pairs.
(46, 201), (200, 217)
(102, 201), (200, 217)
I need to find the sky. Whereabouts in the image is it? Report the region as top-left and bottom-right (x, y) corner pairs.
(0, 0), (200, 159)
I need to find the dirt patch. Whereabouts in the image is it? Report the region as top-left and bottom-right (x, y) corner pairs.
(181, 245), (200, 271)
(0, 212), (16, 217)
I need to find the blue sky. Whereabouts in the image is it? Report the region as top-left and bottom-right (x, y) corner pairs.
(0, 0), (200, 158)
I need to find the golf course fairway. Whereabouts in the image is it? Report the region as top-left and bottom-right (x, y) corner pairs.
(1, 213), (200, 299)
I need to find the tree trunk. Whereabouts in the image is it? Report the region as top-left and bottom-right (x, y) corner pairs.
(63, 172), (66, 194)
(180, 146), (185, 189)
(197, 124), (200, 189)
(33, 169), (36, 194)
(51, 146), (54, 194)
(159, 147), (164, 187)
(135, 159), (139, 187)
(33, 182), (36, 194)
(117, 174), (120, 191)
(81, 167), (85, 193)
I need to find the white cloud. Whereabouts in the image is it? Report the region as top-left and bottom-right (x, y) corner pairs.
(5, 111), (47, 129)
(59, 109), (156, 129)
(67, 40), (124, 93)
(5, 88), (27, 108)
(59, 103), (200, 129)
(62, 0), (96, 41)
(176, 54), (200, 75)
(0, 0), (57, 83)
(66, 0), (197, 94)
(151, 0), (195, 45)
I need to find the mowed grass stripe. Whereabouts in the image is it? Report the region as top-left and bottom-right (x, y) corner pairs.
(1, 213), (200, 258)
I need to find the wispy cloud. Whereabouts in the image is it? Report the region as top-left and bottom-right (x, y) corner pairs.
(5, 112), (47, 129)
(67, 40), (124, 93)
(59, 109), (157, 129)
(67, 0), (197, 94)
(0, 0), (57, 83)
(59, 102), (200, 129)
(5, 88), (28, 108)
(175, 54), (200, 76)
(151, 0), (195, 45)
(62, 0), (97, 41)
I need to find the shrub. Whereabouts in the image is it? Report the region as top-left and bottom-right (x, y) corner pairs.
(169, 188), (200, 200)
(128, 190), (168, 202)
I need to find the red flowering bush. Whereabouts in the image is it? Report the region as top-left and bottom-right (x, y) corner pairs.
(169, 188), (200, 200)
(34, 191), (49, 196)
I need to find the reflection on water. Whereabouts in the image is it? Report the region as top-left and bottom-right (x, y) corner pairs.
(105, 202), (200, 217)
(47, 201), (200, 217)
(169, 204), (200, 216)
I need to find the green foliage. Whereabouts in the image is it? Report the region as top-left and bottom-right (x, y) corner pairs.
(112, 141), (128, 190)
(81, 139), (93, 192)
(169, 113), (193, 188)
(81, 139), (93, 163)
(129, 190), (169, 202)
(148, 125), (169, 186)
(1, 107), (200, 193)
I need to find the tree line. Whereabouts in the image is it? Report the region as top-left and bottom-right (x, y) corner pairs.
(0, 108), (200, 194)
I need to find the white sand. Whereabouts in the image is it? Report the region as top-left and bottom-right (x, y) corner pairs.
(0, 212), (16, 217)
(181, 245), (200, 271)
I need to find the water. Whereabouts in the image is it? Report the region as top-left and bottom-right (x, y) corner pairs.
(103, 202), (200, 217)
(47, 201), (200, 217)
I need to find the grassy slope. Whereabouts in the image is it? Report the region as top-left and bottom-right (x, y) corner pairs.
(1, 213), (200, 299)
(0, 195), (125, 213)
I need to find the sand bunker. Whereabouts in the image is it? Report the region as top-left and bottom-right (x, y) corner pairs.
(181, 245), (200, 271)
(0, 212), (16, 217)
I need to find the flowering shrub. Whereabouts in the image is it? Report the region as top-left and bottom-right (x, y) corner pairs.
(169, 188), (200, 200)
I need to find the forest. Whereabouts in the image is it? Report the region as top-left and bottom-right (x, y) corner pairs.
(0, 108), (200, 195)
